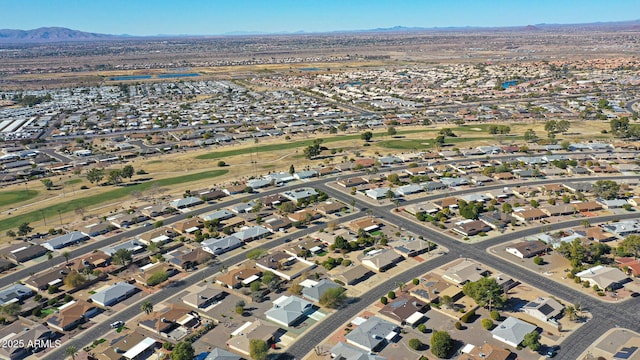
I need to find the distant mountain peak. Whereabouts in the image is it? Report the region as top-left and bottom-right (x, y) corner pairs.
(0, 27), (118, 43)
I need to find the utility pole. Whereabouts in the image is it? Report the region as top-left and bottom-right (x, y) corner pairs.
(40, 210), (46, 226)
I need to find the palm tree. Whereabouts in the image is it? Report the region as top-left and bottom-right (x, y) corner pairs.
(62, 251), (70, 265)
(47, 252), (54, 268)
(140, 301), (153, 315)
(564, 305), (578, 321)
(65, 345), (78, 360)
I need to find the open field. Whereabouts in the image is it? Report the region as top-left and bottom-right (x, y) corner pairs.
(0, 169), (227, 233)
(0, 190), (38, 207)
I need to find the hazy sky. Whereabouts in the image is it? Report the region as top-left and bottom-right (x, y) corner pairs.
(3, 0), (639, 35)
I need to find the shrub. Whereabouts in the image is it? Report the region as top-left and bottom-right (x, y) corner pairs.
(146, 270), (169, 286)
(533, 256), (544, 265)
(408, 338), (423, 351)
(490, 310), (500, 321)
(417, 323), (428, 333)
(454, 321), (463, 330)
(413, 278), (420, 286)
(380, 296), (388, 305)
(387, 291), (396, 299)
(460, 309), (475, 323)
(162, 342), (173, 350)
(482, 318), (494, 330)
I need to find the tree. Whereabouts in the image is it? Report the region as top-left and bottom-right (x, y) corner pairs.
(441, 295), (454, 309)
(41, 179), (54, 190)
(289, 164), (295, 175)
(217, 161), (227, 167)
(501, 203), (513, 213)
(62, 251), (70, 264)
(621, 235), (640, 258)
(65, 345), (78, 360)
(434, 135), (446, 145)
(522, 330), (541, 351)
(544, 120), (557, 138)
(86, 168), (104, 184)
(387, 126), (397, 136)
(121, 165), (135, 181)
(462, 277), (505, 309)
(361, 131), (373, 142)
(2, 302), (21, 317)
(482, 318), (494, 330)
(141, 301), (153, 315)
(250, 281), (262, 293)
(262, 271), (276, 285)
(249, 339), (269, 360)
(64, 271), (87, 288)
(593, 180), (620, 200)
(171, 341), (195, 360)
(288, 282), (303, 295)
(408, 338), (424, 351)
(319, 287), (347, 309)
(6, 230), (16, 238)
(556, 120), (570, 134)
(430, 330), (453, 358)
(108, 169), (123, 185)
(533, 256), (544, 265)
(17, 222), (33, 237)
(112, 248), (133, 266)
(523, 128), (538, 142)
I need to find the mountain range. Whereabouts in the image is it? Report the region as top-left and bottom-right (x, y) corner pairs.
(1, 20), (639, 44)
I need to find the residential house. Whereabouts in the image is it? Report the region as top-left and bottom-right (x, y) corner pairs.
(541, 204), (576, 217)
(24, 267), (69, 291)
(479, 211), (515, 230)
(265, 295), (315, 327)
(396, 184), (423, 196)
(138, 304), (198, 336)
(133, 262), (174, 286)
(335, 265), (375, 286)
(361, 249), (404, 272)
(100, 239), (144, 257)
(137, 227), (177, 245)
(410, 276), (458, 304)
(596, 198), (629, 209)
(287, 209), (321, 224)
(167, 247), (213, 270)
(315, 201), (347, 216)
(42, 231), (89, 251)
(170, 196), (204, 210)
(89, 282), (139, 307)
(337, 177), (368, 188)
(226, 320), (280, 356)
(301, 279), (342, 303)
(522, 297), (563, 323)
(452, 220), (492, 236)
(421, 181), (447, 192)
(378, 295), (428, 326)
(365, 187), (394, 200)
(575, 266), (629, 290)
(6, 244), (48, 264)
(216, 267), (262, 289)
(201, 236), (243, 255)
(330, 342), (386, 360)
(616, 258), (640, 277)
(572, 201), (603, 213)
(282, 188), (319, 203)
(232, 226), (270, 242)
(183, 286), (226, 309)
(171, 218), (203, 234)
(223, 184), (247, 196)
(505, 241), (548, 259)
(45, 300), (99, 332)
(433, 197), (459, 210)
(390, 238), (432, 258)
(512, 209), (548, 222)
(491, 316), (537, 347)
(493, 172), (515, 181)
(110, 213), (149, 228)
(345, 316), (398, 352)
(459, 343), (511, 360)
(603, 220), (640, 237)
(102, 332), (160, 360)
(0, 284), (33, 306)
(140, 204), (173, 218)
(442, 260), (489, 285)
(200, 209), (234, 223)
(203, 348), (242, 360)
(83, 222), (115, 237)
(575, 227), (616, 243)
(348, 218), (381, 232)
(0, 320), (55, 360)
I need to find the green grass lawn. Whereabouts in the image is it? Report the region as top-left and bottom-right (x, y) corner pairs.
(195, 129), (436, 160)
(0, 169), (228, 233)
(64, 179), (83, 185)
(0, 190), (38, 207)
